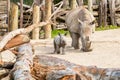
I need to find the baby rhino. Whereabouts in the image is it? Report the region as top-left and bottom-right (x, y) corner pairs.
(53, 33), (67, 54)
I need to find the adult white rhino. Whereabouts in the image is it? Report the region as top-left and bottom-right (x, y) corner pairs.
(65, 6), (95, 52)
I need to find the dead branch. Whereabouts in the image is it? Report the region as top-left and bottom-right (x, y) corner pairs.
(0, 21), (49, 52)
(17, 2), (31, 9)
(25, 2), (34, 12)
(3, 34), (30, 51)
(116, 5), (120, 11)
(49, 1), (63, 20)
(54, 1), (63, 7)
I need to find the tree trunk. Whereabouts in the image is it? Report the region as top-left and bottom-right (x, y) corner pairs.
(98, 0), (102, 27)
(44, 0), (52, 39)
(70, 0), (77, 9)
(32, 4), (40, 39)
(108, 0), (116, 26)
(103, 0), (107, 27)
(88, 0), (93, 12)
(76, 0), (83, 6)
(10, 3), (18, 31)
(7, 0), (10, 32)
(20, 0), (23, 28)
(63, 0), (69, 9)
(98, 0), (107, 27)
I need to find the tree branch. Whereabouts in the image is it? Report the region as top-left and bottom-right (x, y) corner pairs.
(0, 21), (49, 52)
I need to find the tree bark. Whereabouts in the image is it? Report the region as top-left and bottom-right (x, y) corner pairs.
(98, 0), (102, 27)
(108, 0), (116, 26)
(20, 0), (23, 28)
(63, 0), (69, 9)
(7, 0), (10, 32)
(11, 43), (34, 80)
(3, 34), (30, 51)
(70, 0), (77, 9)
(32, 4), (40, 39)
(31, 55), (120, 80)
(10, 3), (18, 31)
(44, 0), (52, 39)
(88, 0), (93, 12)
(76, 0), (83, 6)
(98, 0), (107, 27)
(0, 21), (49, 52)
(103, 0), (107, 27)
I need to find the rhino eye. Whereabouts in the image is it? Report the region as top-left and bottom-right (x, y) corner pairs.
(89, 20), (95, 25)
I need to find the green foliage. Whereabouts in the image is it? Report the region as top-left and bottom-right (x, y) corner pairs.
(53, 0), (61, 4)
(10, 0), (33, 5)
(83, 0), (88, 5)
(52, 29), (69, 38)
(96, 25), (119, 31)
(24, 0), (33, 5)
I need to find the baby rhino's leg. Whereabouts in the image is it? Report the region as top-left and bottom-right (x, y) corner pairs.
(62, 46), (65, 55)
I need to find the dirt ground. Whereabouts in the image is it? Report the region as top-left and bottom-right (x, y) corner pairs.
(31, 29), (120, 68)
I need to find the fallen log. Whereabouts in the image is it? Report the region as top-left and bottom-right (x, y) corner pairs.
(0, 68), (10, 80)
(31, 55), (120, 80)
(11, 43), (34, 80)
(2, 34), (30, 52)
(0, 50), (16, 66)
(0, 50), (16, 79)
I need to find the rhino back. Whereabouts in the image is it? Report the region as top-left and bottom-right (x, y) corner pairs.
(66, 7), (95, 33)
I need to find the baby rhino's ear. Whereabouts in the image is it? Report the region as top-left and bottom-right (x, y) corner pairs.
(58, 32), (61, 36)
(64, 32), (67, 36)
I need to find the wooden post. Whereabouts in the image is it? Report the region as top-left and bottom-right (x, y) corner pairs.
(63, 0), (69, 9)
(10, 3), (18, 31)
(103, 0), (107, 27)
(98, 0), (107, 27)
(70, 0), (77, 9)
(108, 0), (116, 26)
(32, 4), (40, 39)
(44, 0), (52, 39)
(98, 0), (102, 27)
(88, 0), (93, 12)
(7, 0), (10, 32)
(20, 0), (23, 28)
(76, 0), (83, 6)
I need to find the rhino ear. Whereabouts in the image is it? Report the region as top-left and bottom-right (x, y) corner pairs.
(78, 19), (83, 25)
(64, 32), (67, 36)
(58, 32), (61, 36)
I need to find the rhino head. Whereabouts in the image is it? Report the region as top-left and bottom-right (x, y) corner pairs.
(78, 19), (95, 52)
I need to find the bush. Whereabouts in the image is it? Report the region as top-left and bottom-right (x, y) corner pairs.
(96, 25), (119, 31)
(52, 29), (69, 38)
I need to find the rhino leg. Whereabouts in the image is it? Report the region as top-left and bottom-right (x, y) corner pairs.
(53, 41), (57, 53)
(70, 32), (80, 49)
(62, 46), (65, 55)
(54, 41), (60, 54)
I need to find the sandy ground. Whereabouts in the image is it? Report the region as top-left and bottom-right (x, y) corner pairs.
(31, 29), (120, 68)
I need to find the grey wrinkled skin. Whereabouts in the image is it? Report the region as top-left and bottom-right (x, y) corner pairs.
(66, 6), (95, 52)
(53, 33), (67, 54)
